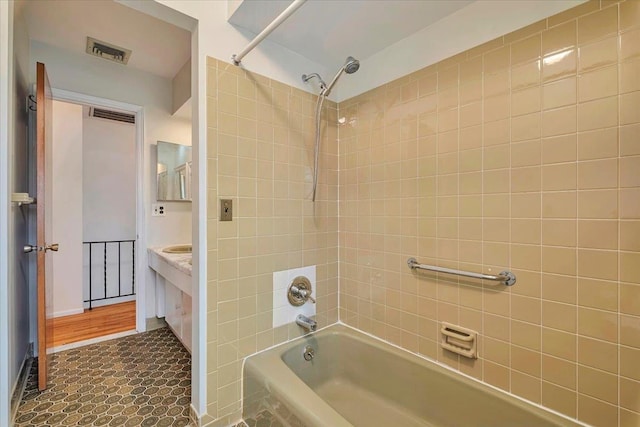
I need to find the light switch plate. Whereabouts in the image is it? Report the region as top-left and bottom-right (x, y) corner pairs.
(220, 199), (232, 221)
(152, 203), (166, 217)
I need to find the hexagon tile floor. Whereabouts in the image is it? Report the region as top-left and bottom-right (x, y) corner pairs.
(14, 327), (193, 426)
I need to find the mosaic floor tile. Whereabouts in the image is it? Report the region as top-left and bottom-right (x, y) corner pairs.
(14, 327), (193, 426)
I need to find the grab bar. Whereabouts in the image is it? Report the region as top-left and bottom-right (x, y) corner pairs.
(407, 258), (516, 286)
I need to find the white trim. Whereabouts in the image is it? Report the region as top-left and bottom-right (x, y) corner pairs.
(192, 24), (207, 419)
(0, 2), (12, 425)
(49, 329), (137, 353)
(52, 308), (84, 318)
(50, 88), (146, 333)
(10, 354), (32, 422)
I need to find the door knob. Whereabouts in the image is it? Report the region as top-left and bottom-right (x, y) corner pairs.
(45, 243), (59, 252)
(23, 245), (38, 253)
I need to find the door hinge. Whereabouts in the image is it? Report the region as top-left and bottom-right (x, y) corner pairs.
(27, 95), (37, 112)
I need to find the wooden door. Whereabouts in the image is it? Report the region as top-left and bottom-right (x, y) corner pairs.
(36, 62), (55, 391)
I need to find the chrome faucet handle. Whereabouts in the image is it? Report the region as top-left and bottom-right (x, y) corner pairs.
(288, 277), (315, 306)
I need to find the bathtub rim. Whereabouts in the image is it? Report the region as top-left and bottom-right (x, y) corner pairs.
(241, 321), (590, 427)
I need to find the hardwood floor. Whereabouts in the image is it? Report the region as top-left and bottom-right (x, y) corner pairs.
(51, 301), (136, 347)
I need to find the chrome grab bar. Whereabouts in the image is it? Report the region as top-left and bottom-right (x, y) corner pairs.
(407, 258), (516, 286)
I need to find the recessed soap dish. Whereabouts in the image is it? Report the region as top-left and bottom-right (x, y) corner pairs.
(441, 322), (478, 359)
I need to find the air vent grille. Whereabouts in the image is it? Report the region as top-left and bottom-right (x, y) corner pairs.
(86, 37), (131, 65)
(89, 107), (135, 124)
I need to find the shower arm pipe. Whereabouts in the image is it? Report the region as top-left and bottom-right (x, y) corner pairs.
(232, 0), (307, 66)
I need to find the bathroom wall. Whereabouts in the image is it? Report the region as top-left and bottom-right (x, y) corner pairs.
(205, 58), (339, 425)
(338, 1), (639, 426)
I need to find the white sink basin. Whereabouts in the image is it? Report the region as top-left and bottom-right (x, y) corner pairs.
(163, 244), (192, 254)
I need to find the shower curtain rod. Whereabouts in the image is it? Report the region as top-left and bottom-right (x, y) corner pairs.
(232, 0), (307, 66)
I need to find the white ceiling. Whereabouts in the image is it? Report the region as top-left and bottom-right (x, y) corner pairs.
(228, 0), (474, 69)
(22, 0), (191, 79)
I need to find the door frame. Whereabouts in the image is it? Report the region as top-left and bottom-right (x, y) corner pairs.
(51, 88), (147, 332)
(0, 0), (13, 423)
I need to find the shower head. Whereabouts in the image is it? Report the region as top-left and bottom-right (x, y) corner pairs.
(323, 56), (360, 96)
(344, 56), (360, 74)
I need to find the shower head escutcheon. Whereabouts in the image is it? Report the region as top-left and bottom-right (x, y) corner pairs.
(301, 72), (327, 91)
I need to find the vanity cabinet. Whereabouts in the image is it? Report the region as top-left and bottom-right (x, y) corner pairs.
(164, 281), (192, 352)
(148, 248), (192, 353)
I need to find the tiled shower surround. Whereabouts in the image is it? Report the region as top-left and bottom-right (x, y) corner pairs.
(206, 1), (639, 426)
(205, 60), (339, 424)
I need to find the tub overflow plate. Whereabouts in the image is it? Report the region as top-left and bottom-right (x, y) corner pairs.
(303, 345), (315, 361)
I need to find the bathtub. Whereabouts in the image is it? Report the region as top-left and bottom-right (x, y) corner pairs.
(242, 324), (581, 427)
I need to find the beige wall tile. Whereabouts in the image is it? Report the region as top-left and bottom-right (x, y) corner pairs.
(547, 0), (598, 28)
(577, 5), (618, 45)
(542, 21), (576, 56)
(578, 393), (618, 427)
(621, 345), (640, 381)
(578, 278), (618, 312)
(542, 273), (577, 304)
(511, 345), (541, 377)
(620, 156), (640, 187)
(578, 127), (618, 161)
(620, 377), (640, 413)
(542, 191), (577, 219)
(578, 366), (618, 405)
(621, 0), (640, 31)
(578, 307), (618, 342)
(578, 96), (619, 132)
(621, 28), (640, 62)
(578, 189), (618, 219)
(578, 336), (618, 374)
(542, 219), (576, 247)
(512, 60), (541, 90)
(579, 36), (618, 73)
(578, 65), (618, 103)
(578, 220), (618, 249)
(542, 381), (577, 418)
(542, 246), (576, 276)
(542, 327), (576, 361)
(542, 163), (576, 191)
(621, 251), (640, 283)
(542, 355), (576, 389)
(543, 77), (576, 110)
(620, 314), (640, 349)
(542, 49), (577, 83)
(542, 134), (577, 164)
(541, 105), (576, 137)
(512, 295), (541, 324)
(577, 158), (618, 189)
(621, 91), (640, 126)
(621, 221), (640, 251)
(621, 188), (640, 219)
(542, 300), (576, 332)
(484, 45), (511, 75)
(511, 34), (542, 65)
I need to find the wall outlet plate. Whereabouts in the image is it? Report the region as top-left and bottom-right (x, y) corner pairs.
(152, 203), (166, 217)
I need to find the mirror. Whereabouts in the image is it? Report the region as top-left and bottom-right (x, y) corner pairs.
(157, 141), (192, 201)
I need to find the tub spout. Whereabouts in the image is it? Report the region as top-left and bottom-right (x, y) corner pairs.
(296, 314), (317, 332)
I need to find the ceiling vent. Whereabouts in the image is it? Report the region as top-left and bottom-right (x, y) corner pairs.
(86, 37), (132, 65)
(89, 107), (135, 124)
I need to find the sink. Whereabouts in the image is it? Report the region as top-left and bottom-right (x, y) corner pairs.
(163, 244), (192, 254)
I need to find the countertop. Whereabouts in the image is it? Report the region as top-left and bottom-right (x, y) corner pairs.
(147, 247), (192, 277)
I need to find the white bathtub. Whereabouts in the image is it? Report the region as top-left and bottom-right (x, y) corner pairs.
(242, 324), (581, 427)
